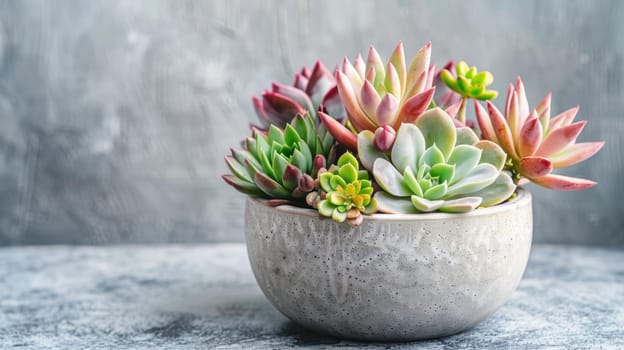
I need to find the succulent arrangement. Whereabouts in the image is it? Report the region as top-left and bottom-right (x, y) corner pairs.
(224, 41), (604, 226)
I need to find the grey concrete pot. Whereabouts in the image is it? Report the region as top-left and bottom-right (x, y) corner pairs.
(245, 188), (532, 341)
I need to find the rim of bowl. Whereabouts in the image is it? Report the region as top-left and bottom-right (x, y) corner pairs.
(249, 188), (531, 222)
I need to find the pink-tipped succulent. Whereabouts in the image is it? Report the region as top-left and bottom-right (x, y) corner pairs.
(319, 42), (437, 151)
(252, 61), (343, 130)
(475, 78), (604, 190)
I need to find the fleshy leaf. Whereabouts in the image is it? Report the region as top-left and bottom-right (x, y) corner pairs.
(410, 196), (444, 212)
(391, 123), (425, 173)
(549, 142), (605, 168)
(446, 144), (482, 184)
(519, 156), (553, 178)
(455, 127), (479, 146)
(438, 197), (482, 213)
(373, 158), (412, 197)
(529, 174), (597, 191)
(415, 108), (456, 158)
(460, 173), (515, 207)
(536, 121), (587, 157)
(375, 192), (418, 214)
(446, 163), (499, 197)
(473, 140), (506, 171)
(358, 130), (388, 171)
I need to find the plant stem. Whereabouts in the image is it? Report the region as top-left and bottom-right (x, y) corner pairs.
(457, 97), (468, 124)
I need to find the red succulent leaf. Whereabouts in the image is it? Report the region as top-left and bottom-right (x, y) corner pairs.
(519, 156), (553, 178)
(319, 111), (358, 152)
(536, 120), (587, 158)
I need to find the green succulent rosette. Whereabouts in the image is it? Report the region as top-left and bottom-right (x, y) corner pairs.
(440, 61), (498, 101)
(362, 108), (515, 213)
(223, 113), (335, 200)
(317, 152), (378, 226)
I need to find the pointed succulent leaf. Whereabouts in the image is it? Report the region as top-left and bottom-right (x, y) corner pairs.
(222, 175), (263, 196)
(254, 172), (291, 198)
(487, 101), (518, 159)
(376, 93), (399, 126)
(272, 82), (315, 114)
(395, 88), (435, 125)
(283, 124), (302, 146)
(281, 164), (302, 191)
(385, 62), (402, 98)
(403, 166), (424, 197)
(405, 42), (431, 97)
(319, 111), (357, 152)
(336, 71), (377, 132)
(430, 163), (455, 184)
(475, 101), (498, 143)
(424, 182), (448, 200)
(389, 41), (407, 90)
(530, 174), (597, 191)
(548, 106), (579, 132)
(518, 113), (543, 157)
(419, 145), (445, 168)
(519, 156), (553, 178)
(549, 142), (604, 168)
(536, 120), (587, 158)
(225, 155), (252, 183)
(272, 153), (290, 181)
(360, 80), (381, 118)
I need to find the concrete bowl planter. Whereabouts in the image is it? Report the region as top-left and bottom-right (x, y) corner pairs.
(245, 188), (532, 341)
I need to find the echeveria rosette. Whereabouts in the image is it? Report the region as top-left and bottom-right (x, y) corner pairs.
(319, 42), (438, 152)
(317, 152), (378, 226)
(252, 61), (343, 131)
(475, 77), (604, 190)
(363, 108), (515, 214)
(223, 113), (335, 202)
(440, 61), (498, 124)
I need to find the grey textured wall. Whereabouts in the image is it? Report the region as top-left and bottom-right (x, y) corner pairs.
(0, 0), (622, 245)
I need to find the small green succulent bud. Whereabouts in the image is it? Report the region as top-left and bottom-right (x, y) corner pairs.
(440, 61), (498, 101)
(317, 152), (378, 226)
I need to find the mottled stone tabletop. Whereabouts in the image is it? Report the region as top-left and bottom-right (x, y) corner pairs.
(1, 244), (622, 349)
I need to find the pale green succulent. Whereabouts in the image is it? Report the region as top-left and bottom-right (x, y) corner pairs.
(360, 108), (516, 213)
(317, 152), (377, 226)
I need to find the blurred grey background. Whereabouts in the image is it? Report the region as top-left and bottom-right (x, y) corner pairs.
(0, 0), (621, 245)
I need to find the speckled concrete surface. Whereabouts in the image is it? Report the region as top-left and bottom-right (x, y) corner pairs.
(0, 244), (622, 349)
